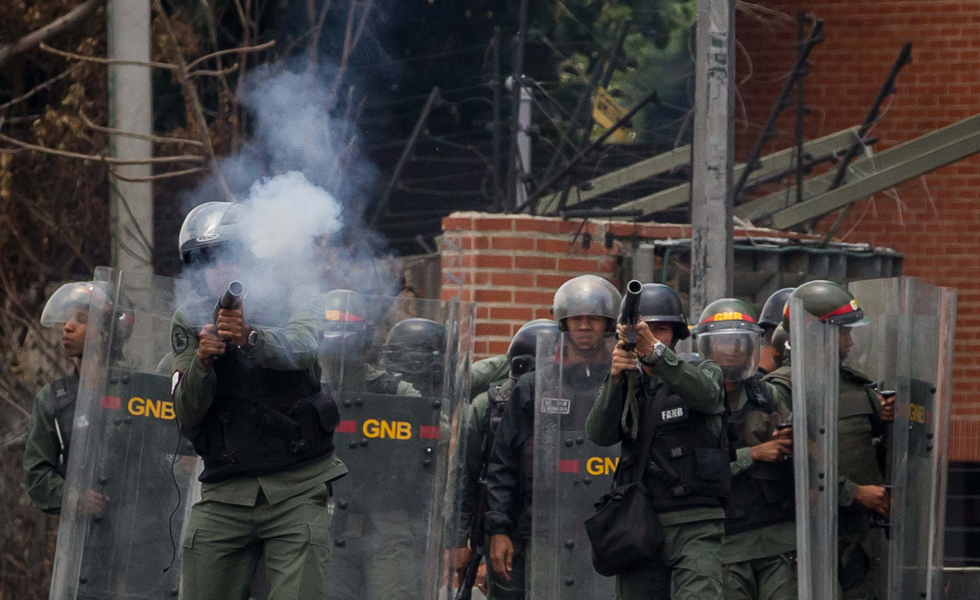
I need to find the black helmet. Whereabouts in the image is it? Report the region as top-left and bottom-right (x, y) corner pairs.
(178, 202), (249, 266)
(759, 288), (796, 331)
(635, 283), (690, 342)
(507, 319), (559, 381)
(382, 318), (446, 377)
(552, 275), (621, 332)
(782, 280), (868, 331)
(770, 324), (789, 368)
(693, 298), (762, 382)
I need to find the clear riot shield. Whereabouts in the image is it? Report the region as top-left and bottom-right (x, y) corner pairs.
(791, 298), (840, 600)
(884, 278), (957, 600)
(320, 292), (474, 600)
(847, 277), (903, 600)
(50, 267), (201, 600)
(530, 330), (616, 600)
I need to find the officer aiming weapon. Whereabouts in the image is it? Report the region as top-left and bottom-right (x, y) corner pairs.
(618, 280), (643, 431)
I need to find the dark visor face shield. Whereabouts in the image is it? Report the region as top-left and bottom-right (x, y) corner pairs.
(183, 242), (243, 267)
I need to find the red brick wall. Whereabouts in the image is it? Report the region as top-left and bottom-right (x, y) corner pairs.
(439, 212), (821, 357)
(736, 1), (980, 460)
(439, 213), (630, 357)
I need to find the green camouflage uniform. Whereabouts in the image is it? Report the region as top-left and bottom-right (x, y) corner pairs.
(587, 348), (727, 600)
(172, 289), (347, 600)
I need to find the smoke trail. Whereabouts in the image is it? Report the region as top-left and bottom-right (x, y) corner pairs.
(176, 61), (401, 315)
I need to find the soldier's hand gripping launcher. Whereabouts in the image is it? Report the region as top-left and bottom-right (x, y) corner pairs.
(211, 281), (245, 326)
(618, 280), (643, 350)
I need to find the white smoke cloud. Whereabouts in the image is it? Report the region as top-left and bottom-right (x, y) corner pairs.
(242, 171), (343, 261)
(177, 60), (401, 314)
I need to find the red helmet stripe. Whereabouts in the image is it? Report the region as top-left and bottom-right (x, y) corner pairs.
(324, 309), (365, 322)
(820, 302), (859, 319)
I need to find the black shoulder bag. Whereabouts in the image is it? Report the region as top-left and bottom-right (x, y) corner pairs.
(584, 385), (665, 577)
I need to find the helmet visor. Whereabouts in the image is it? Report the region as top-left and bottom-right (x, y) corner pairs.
(382, 348), (443, 375)
(697, 330), (762, 382)
(40, 282), (110, 327)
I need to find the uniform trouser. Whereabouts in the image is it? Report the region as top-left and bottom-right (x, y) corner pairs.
(486, 536), (529, 600)
(181, 483), (332, 600)
(616, 519), (725, 600)
(838, 530), (880, 600)
(323, 508), (416, 600)
(723, 552), (798, 600)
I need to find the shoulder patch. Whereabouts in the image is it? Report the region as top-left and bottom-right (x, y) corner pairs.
(172, 327), (190, 354)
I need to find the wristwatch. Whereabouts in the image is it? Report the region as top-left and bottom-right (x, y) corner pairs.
(638, 340), (667, 367)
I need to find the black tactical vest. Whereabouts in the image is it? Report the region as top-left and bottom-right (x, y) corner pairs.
(627, 376), (731, 514)
(50, 376), (78, 475)
(725, 376), (795, 535)
(191, 347), (340, 483)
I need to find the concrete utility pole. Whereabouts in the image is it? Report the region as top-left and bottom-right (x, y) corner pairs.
(506, 75), (532, 208)
(514, 81), (532, 209)
(689, 0), (735, 319)
(108, 0), (154, 274)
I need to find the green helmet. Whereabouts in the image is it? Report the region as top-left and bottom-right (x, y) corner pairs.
(693, 298), (762, 381)
(782, 280), (868, 331)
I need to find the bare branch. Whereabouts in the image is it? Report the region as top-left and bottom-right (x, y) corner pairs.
(107, 166), (206, 182)
(185, 40), (275, 70)
(0, 390), (31, 419)
(0, 132), (205, 164)
(188, 63), (240, 78)
(328, 0), (373, 105)
(39, 42), (178, 70)
(0, 70), (73, 114)
(79, 110), (205, 147)
(152, 0), (234, 201)
(307, 0), (334, 66)
(0, 0), (105, 68)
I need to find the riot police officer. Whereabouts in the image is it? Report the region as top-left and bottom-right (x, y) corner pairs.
(319, 288), (427, 600)
(693, 299), (796, 600)
(455, 319), (558, 597)
(486, 275), (620, 600)
(382, 317), (446, 396)
(758, 288), (795, 375)
(24, 282), (121, 515)
(320, 289), (420, 397)
(172, 202), (345, 600)
(587, 283), (728, 600)
(770, 280), (894, 600)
